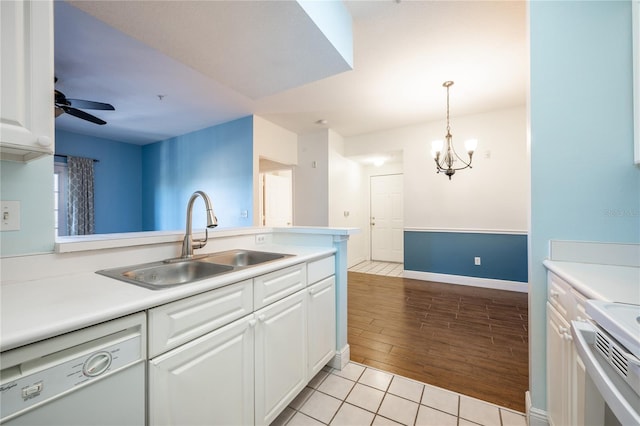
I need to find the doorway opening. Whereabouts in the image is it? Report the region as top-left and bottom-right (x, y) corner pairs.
(259, 158), (293, 227)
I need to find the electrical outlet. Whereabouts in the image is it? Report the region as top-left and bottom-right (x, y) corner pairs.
(1, 201), (21, 231)
(474, 257), (481, 266)
(255, 234), (266, 244)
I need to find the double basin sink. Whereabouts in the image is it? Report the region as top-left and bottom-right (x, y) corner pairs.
(97, 249), (292, 290)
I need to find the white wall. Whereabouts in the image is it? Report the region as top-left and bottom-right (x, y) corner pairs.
(328, 130), (366, 266)
(253, 116), (298, 165)
(346, 106), (528, 233)
(253, 115), (298, 225)
(294, 130), (329, 226)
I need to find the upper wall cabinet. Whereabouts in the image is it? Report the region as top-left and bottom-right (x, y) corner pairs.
(634, 0), (640, 165)
(0, 0), (54, 162)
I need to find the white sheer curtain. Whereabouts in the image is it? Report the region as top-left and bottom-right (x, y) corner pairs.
(67, 156), (95, 235)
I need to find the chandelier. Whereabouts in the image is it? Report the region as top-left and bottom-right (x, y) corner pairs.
(431, 81), (477, 180)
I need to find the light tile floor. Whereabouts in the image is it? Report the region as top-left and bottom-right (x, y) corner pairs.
(348, 261), (404, 277)
(271, 362), (527, 426)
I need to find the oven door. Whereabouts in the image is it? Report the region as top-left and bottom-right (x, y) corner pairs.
(571, 320), (640, 425)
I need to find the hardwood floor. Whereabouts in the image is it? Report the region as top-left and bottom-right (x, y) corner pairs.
(347, 271), (529, 413)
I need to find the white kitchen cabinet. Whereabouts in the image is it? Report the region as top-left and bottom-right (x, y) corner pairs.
(307, 275), (336, 378)
(149, 314), (255, 426)
(254, 289), (307, 426)
(546, 272), (594, 426)
(254, 263), (306, 310)
(148, 279), (253, 358)
(0, 0), (54, 162)
(147, 257), (337, 426)
(307, 255), (335, 284)
(546, 301), (572, 426)
(569, 288), (589, 426)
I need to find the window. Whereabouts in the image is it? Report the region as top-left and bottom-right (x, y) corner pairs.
(54, 162), (69, 236)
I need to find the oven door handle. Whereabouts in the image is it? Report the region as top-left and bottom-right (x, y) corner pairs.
(571, 321), (640, 426)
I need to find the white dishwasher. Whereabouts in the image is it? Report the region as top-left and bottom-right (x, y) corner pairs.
(0, 312), (146, 425)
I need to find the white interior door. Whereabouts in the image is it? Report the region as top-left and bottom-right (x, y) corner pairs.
(370, 174), (403, 262)
(263, 172), (292, 226)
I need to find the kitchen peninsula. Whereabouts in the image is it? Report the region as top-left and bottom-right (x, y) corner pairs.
(0, 226), (357, 425)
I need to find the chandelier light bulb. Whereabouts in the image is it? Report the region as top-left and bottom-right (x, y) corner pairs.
(465, 139), (478, 153)
(431, 140), (444, 158)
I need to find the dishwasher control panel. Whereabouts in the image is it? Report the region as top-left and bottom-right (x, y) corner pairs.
(0, 333), (141, 421)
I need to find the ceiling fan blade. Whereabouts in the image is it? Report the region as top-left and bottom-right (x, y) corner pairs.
(55, 90), (70, 107)
(66, 98), (115, 110)
(62, 107), (107, 125)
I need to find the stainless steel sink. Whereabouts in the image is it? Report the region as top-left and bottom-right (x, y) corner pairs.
(96, 249), (292, 290)
(200, 249), (290, 267)
(97, 260), (234, 290)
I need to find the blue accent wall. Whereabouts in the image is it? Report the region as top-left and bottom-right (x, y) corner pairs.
(55, 129), (143, 234)
(404, 231), (528, 282)
(141, 116), (254, 231)
(0, 157), (54, 255)
(529, 1), (639, 411)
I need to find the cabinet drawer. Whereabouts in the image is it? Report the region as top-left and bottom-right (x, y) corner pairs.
(307, 255), (335, 285)
(254, 263), (306, 310)
(149, 280), (253, 357)
(571, 289), (590, 322)
(547, 272), (572, 320)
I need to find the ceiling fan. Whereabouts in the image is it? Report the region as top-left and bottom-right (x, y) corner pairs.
(54, 78), (115, 125)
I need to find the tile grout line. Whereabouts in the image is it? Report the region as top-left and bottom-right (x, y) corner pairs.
(279, 365), (526, 426)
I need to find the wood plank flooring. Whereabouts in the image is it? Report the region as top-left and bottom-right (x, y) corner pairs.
(347, 271), (529, 413)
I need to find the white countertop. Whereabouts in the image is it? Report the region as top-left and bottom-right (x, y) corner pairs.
(0, 245), (335, 352)
(543, 260), (640, 303)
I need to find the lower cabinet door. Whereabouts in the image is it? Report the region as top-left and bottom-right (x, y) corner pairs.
(255, 290), (307, 426)
(546, 302), (570, 426)
(149, 315), (255, 426)
(308, 276), (336, 377)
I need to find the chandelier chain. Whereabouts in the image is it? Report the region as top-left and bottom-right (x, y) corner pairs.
(446, 83), (451, 135)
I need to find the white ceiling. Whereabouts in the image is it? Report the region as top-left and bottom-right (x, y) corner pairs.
(54, 0), (527, 146)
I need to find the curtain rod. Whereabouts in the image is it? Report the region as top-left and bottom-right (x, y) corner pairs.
(54, 154), (100, 163)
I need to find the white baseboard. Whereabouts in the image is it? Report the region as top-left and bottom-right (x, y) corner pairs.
(348, 256), (367, 269)
(329, 344), (350, 370)
(526, 391), (549, 426)
(403, 270), (528, 293)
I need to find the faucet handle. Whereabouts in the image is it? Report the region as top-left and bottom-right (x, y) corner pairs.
(192, 228), (210, 250)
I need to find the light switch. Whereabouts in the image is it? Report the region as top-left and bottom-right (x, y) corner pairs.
(1, 201), (21, 231)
